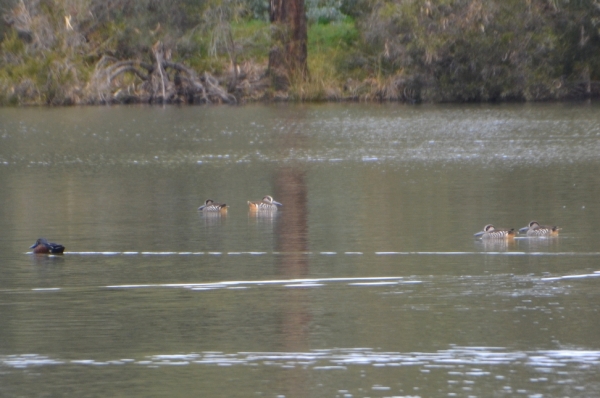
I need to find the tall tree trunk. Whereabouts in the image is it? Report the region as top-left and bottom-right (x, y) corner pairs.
(269, 0), (308, 89)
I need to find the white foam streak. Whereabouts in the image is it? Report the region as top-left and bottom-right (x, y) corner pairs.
(542, 273), (600, 281)
(105, 276), (407, 290)
(6, 346), (594, 370)
(30, 251), (600, 257)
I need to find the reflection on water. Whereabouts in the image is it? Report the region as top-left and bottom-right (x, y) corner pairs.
(474, 237), (518, 252)
(518, 236), (562, 252)
(198, 211), (227, 226)
(272, 122), (311, 397)
(1, 103), (600, 397)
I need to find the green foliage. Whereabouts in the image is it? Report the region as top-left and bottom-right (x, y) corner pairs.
(357, 0), (600, 102)
(339, 0), (371, 19)
(245, 0), (269, 21)
(307, 17), (365, 81)
(1, 30), (25, 55)
(306, 0), (345, 24)
(294, 18), (362, 98)
(2, 0), (600, 104)
(231, 20), (270, 61)
(310, 17), (358, 47)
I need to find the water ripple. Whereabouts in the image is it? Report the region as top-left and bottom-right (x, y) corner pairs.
(3, 347), (599, 371)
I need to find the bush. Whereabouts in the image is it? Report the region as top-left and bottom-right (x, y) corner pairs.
(357, 0), (600, 101)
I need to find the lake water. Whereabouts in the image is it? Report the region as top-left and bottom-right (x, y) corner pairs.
(1, 103), (599, 397)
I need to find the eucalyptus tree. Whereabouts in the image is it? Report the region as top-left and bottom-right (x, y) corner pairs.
(269, 0), (309, 88)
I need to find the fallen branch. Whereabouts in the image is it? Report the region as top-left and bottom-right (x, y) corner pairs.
(85, 42), (238, 105)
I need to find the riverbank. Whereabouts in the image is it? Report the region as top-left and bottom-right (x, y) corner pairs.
(2, 0), (600, 106)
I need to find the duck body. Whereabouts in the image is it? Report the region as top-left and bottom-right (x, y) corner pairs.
(30, 238), (65, 254)
(474, 224), (515, 239)
(198, 199), (228, 213)
(519, 221), (560, 237)
(248, 195), (282, 211)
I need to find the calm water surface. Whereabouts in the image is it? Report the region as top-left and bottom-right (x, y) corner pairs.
(1, 103), (600, 397)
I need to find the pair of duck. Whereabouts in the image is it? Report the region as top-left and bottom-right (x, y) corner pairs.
(28, 215), (557, 254)
(198, 195), (283, 213)
(474, 221), (561, 239)
(30, 195), (283, 255)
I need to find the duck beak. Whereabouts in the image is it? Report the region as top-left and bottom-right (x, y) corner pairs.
(473, 231), (484, 237)
(29, 242), (37, 249)
(198, 205), (205, 210)
(518, 226), (529, 234)
(272, 200), (282, 206)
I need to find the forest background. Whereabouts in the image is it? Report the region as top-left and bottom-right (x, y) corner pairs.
(1, 0), (599, 105)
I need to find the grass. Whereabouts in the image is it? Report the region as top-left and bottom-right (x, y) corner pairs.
(309, 18), (360, 79)
(292, 18), (361, 100)
(231, 19), (271, 62)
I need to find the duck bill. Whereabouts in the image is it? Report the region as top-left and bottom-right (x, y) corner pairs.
(29, 242), (37, 249)
(272, 201), (282, 206)
(473, 231), (485, 237)
(518, 226), (529, 234)
(197, 205), (206, 211)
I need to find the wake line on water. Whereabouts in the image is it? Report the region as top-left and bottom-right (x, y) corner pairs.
(25, 271), (600, 293)
(3, 346), (600, 371)
(25, 251), (600, 256)
(107, 276), (416, 290)
(25, 276), (419, 293)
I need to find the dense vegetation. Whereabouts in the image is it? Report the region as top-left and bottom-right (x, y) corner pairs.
(1, 0), (599, 105)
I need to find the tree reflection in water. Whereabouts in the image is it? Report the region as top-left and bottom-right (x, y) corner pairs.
(274, 117), (311, 398)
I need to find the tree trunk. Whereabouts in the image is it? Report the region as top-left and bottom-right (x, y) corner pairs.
(269, 0), (308, 89)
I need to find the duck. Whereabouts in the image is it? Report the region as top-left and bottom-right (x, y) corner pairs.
(474, 224), (515, 239)
(247, 195), (282, 211)
(519, 221), (560, 237)
(30, 238), (65, 254)
(198, 199), (228, 213)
